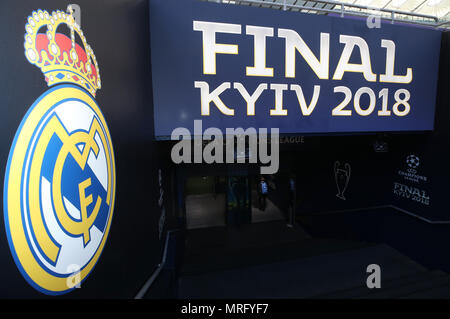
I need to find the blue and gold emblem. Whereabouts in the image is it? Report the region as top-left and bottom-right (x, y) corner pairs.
(3, 7), (115, 295)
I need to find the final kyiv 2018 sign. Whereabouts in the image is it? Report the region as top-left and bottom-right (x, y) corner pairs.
(149, 0), (441, 137)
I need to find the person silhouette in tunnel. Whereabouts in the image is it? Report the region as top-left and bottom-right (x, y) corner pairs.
(259, 177), (269, 211)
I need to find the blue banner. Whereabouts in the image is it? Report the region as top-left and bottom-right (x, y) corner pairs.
(149, 0), (441, 138)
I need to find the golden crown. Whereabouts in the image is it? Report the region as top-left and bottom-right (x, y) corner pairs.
(24, 6), (101, 97)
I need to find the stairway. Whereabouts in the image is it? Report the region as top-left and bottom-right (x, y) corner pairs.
(179, 240), (450, 298)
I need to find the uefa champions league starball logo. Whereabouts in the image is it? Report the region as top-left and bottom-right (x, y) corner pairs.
(406, 155), (420, 169)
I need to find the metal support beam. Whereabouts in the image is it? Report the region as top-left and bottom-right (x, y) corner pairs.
(207, 0), (449, 28)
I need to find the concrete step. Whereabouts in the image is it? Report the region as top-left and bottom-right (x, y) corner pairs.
(317, 270), (444, 299)
(181, 238), (372, 276)
(400, 276), (450, 299)
(179, 244), (426, 298)
(365, 271), (450, 299)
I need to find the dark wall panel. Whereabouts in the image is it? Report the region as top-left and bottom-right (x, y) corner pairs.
(273, 135), (394, 214)
(389, 32), (450, 221)
(0, 0), (162, 298)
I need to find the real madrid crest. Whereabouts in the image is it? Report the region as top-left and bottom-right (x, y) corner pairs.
(3, 6), (116, 295)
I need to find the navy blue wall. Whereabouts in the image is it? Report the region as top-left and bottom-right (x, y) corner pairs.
(298, 32), (450, 272)
(387, 32), (450, 221)
(277, 32), (450, 221)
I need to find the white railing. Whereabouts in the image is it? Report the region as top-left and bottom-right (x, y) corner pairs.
(207, 0), (449, 29)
